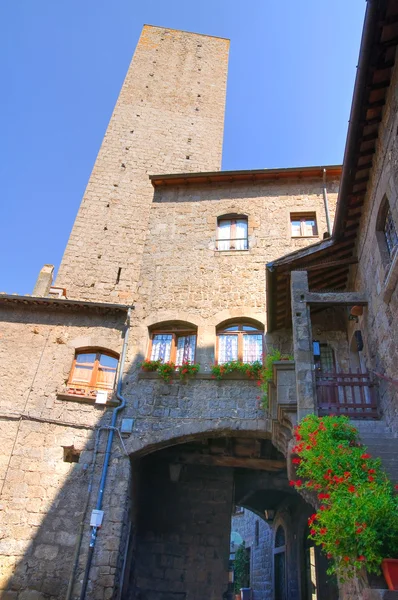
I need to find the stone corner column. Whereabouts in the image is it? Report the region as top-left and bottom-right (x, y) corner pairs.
(290, 271), (316, 422)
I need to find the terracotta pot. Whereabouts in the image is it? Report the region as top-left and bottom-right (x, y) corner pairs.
(382, 558), (398, 590)
(235, 594), (241, 600)
(350, 305), (363, 317)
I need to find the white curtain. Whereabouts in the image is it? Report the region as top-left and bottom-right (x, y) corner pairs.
(151, 334), (172, 362)
(235, 219), (248, 250)
(219, 335), (238, 363)
(243, 334), (263, 363)
(217, 220), (231, 250)
(176, 335), (196, 365)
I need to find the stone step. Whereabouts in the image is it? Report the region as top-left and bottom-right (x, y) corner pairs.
(354, 420), (394, 434)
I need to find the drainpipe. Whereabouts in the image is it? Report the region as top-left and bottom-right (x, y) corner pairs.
(79, 307), (132, 600)
(322, 168), (332, 236)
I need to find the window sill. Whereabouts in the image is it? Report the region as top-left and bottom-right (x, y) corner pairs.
(138, 372), (258, 381)
(383, 250), (398, 303)
(57, 387), (119, 407)
(215, 249), (249, 255)
(291, 236), (319, 239)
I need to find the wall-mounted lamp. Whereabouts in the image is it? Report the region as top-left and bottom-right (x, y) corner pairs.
(264, 510), (275, 521)
(169, 463), (182, 483)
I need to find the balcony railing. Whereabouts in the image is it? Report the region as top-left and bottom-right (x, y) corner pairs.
(316, 370), (378, 419)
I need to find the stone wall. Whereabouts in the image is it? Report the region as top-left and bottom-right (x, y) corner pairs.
(133, 456), (234, 600)
(231, 509), (272, 600)
(55, 26), (230, 303)
(0, 304), (130, 598)
(347, 48), (398, 430)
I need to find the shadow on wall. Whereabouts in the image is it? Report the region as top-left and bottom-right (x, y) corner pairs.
(1, 325), (287, 600)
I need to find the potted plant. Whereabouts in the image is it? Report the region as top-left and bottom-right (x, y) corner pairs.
(289, 415), (398, 581)
(176, 361), (200, 381)
(210, 360), (262, 381)
(234, 542), (250, 599)
(140, 359), (200, 383)
(259, 347), (293, 409)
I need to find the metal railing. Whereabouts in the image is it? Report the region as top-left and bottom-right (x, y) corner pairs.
(316, 369), (378, 419)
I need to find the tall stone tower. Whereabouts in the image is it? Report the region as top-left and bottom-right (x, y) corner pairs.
(56, 26), (229, 303)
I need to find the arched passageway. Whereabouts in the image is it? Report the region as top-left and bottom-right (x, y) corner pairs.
(120, 434), (337, 600)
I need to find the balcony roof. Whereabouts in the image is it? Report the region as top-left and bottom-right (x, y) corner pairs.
(150, 165), (342, 188)
(267, 0), (398, 331)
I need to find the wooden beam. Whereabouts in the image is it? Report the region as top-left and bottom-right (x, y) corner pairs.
(294, 257), (358, 273)
(360, 132), (378, 143)
(167, 453), (286, 471)
(366, 98), (385, 109)
(305, 291), (367, 306)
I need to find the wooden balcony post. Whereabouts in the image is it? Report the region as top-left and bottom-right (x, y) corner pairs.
(291, 271), (316, 421)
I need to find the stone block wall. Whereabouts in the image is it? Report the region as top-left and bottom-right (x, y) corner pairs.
(0, 304), (130, 598)
(55, 26), (230, 303)
(347, 50), (398, 429)
(231, 509), (272, 600)
(133, 457), (234, 600)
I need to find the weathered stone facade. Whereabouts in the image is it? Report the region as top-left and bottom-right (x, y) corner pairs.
(1, 7), (398, 600)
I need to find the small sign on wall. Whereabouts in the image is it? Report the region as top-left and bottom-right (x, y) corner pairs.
(95, 390), (108, 404)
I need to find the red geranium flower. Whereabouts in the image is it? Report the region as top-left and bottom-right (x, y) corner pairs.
(310, 529), (316, 536)
(343, 556), (350, 562)
(361, 453), (371, 459)
(348, 485), (356, 493)
(358, 556), (365, 562)
(292, 458), (301, 464)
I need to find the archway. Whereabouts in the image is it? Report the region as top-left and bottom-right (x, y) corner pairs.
(119, 433), (336, 600)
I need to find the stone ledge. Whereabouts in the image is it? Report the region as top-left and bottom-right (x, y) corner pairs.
(57, 392), (119, 407)
(138, 372), (258, 382)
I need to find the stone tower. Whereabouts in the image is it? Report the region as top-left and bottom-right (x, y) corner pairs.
(56, 26), (230, 303)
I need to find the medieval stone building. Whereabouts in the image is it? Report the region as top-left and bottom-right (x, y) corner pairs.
(1, 1), (398, 599)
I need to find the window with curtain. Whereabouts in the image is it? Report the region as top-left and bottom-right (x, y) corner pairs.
(69, 350), (119, 391)
(383, 205), (398, 258)
(217, 322), (263, 364)
(148, 325), (197, 365)
(217, 216), (248, 250)
(376, 196), (398, 272)
(290, 213), (318, 237)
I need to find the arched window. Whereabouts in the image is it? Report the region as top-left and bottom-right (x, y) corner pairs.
(216, 320), (264, 364)
(376, 196), (398, 267)
(217, 214), (248, 251)
(69, 349), (119, 391)
(148, 322), (197, 365)
(274, 526), (287, 600)
(216, 321), (264, 364)
(303, 526), (318, 600)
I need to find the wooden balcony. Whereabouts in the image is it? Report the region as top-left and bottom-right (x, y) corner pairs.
(316, 370), (379, 419)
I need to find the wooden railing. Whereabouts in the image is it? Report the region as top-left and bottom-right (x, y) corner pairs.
(316, 370), (378, 419)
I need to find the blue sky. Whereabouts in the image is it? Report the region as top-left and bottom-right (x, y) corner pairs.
(0, 0), (365, 295)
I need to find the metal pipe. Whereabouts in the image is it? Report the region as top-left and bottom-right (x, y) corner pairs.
(79, 307), (132, 600)
(322, 168), (332, 236)
(65, 429), (101, 600)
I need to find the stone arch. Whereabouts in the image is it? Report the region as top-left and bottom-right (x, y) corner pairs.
(126, 420), (271, 456)
(211, 307), (266, 328)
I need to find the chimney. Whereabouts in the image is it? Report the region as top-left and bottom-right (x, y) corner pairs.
(33, 264), (54, 297)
